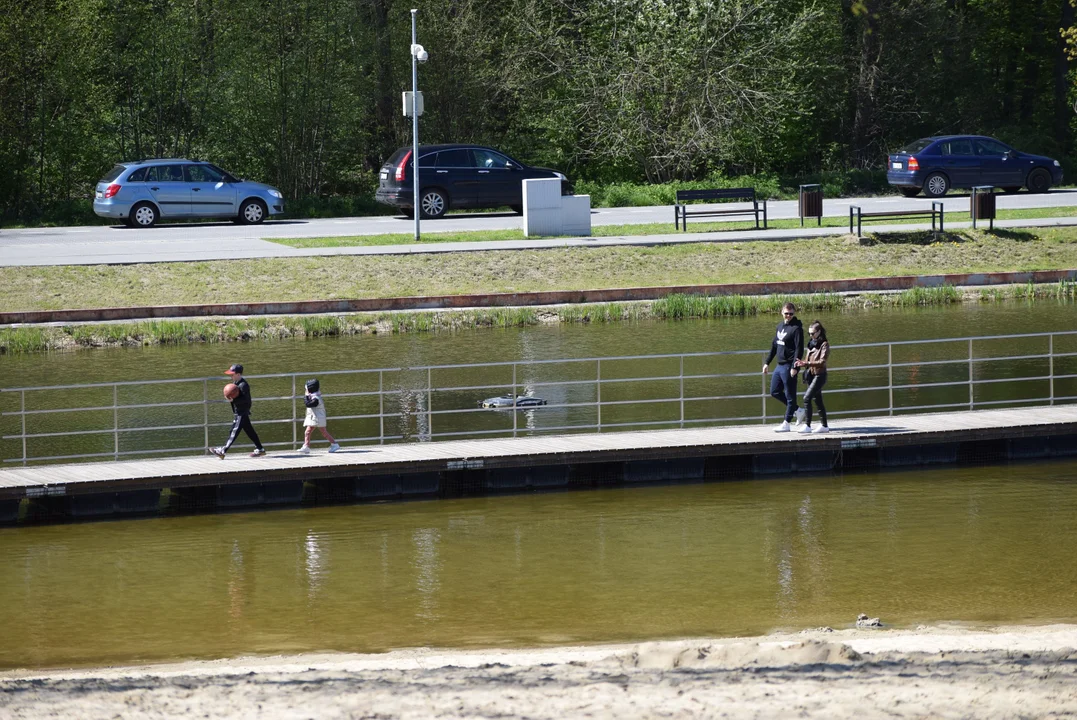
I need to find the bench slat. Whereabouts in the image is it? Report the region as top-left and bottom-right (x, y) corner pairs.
(675, 188), (756, 202)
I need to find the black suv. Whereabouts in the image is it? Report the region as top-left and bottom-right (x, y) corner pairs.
(375, 144), (572, 218)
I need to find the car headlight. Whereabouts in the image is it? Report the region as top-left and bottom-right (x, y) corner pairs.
(268, 189), (283, 198)
(1054, 160), (1061, 167)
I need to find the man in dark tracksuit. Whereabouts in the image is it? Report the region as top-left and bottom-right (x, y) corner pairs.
(762, 303), (805, 432)
(210, 363), (266, 458)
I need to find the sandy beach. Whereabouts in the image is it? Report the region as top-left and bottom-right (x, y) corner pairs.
(2, 624), (1077, 718)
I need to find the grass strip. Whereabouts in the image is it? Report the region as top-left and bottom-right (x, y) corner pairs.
(4, 226), (1077, 315)
(270, 206), (1077, 249)
(4, 284), (1076, 354)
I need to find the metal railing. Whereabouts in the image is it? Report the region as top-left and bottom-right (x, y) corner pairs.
(2, 330), (1077, 466)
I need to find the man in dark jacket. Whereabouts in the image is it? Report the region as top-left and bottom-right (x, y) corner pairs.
(210, 363), (267, 458)
(762, 303), (806, 432)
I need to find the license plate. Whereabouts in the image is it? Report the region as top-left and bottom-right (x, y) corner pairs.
(380, 172), (388, 179)
(891, 162), (902, 169)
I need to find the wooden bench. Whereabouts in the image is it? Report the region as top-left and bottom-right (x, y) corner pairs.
(850, 202), (944, 237)
(674, 188), (768, 231)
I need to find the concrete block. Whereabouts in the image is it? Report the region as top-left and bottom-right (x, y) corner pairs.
(560, 195), (592, 236)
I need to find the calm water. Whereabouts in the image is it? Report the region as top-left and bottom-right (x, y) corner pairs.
(1, 460), (1076, 669)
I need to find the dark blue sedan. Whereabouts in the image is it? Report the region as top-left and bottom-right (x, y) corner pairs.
(886, 135), (1063, 198)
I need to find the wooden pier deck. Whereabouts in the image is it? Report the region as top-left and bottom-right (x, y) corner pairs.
(2, 406), (1075, 518)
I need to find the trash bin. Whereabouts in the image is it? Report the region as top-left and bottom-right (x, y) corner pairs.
(799, 184), (823, 226)
(971, 186), (995, 230)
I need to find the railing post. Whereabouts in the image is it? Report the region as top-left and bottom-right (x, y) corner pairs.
(512, 363), (518, 437)
(596, 359), (602, 432)
(761, 371), (767, 424)
(291, 375), (297, 449)
(427, 367), (433, 441)
(20, 390), (27, 466)
(113, 384), (119, 460)
(203, 379), (209, 451)
(379, 371), (385, 445)
(888, 344), (894, 416)
(968, 338), (974, 410)
(679, 355), (685, 428)
(1049, 333), (1055, 406)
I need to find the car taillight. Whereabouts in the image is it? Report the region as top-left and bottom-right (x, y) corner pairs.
(394, 151), (411, 182)
(907, 157), (919, 171)
(103, 183), (121, 198)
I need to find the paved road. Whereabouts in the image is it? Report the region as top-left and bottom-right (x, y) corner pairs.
(2, 190), (1075, 267)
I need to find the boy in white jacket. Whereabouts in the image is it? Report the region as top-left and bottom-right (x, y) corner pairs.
(297, 378), (340, 454)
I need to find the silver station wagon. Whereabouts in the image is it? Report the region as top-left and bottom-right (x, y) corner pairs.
(93, 159), (285, 227)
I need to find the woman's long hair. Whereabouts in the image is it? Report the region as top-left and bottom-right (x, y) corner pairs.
(809, 321), (827, 344)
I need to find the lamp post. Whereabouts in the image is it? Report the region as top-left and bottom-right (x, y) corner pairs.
(409, 9), (425, 242)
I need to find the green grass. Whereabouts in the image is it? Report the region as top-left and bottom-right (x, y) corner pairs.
(7, 227), (1077, 316)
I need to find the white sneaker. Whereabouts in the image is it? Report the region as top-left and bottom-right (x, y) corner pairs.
(798, 424), (813, 434)
(775, 420), (791, 433)
(296, 445), (311, 455)
(328, 443), (340, 453)
(812, 425), (830, 434)
(795, 407), (806, 424)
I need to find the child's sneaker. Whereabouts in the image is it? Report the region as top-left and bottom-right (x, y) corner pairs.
(250, 448), (267, 457)
(795, 407), (806, 425)
(328, 443), (340, 453)
(296, 445), (311, 455)
(798, 424), (813, 434)
(209, 446), (226, 459)
(812, 425), (830, 434)
(774, 420), (791, 433)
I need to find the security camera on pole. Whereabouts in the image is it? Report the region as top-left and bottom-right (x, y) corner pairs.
(403, 9), (429, 241)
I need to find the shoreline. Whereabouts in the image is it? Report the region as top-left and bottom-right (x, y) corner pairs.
(3, 624), (1076, 718)
(1, 281), (1074, 355)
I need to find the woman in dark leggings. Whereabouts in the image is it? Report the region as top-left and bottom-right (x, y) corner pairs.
(795, 321), (830, 434)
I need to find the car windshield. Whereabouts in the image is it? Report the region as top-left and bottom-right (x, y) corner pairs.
(899, 138), (935, 154)
(99, 165), (127, 183)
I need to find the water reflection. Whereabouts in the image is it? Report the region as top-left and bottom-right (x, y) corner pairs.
(2, 459), (1075, 669)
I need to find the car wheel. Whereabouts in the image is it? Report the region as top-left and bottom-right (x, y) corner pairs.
(1001, 186), (1022, 194)
(923, 172), (949, 198)
(127, 202), (158, 228)
(898, 187), (920, 198)
(239, 199), (267, 224)
(1027, 168), (1052, 194)
(419, 189), (447, 218)
(510, 204), (524, 215)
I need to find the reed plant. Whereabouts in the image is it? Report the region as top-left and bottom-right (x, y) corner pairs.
(0, 327), (51, 353)
(893, 285), (962, 307)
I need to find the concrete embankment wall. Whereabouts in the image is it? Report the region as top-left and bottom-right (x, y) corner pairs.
(3, 269), (1076, 325)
